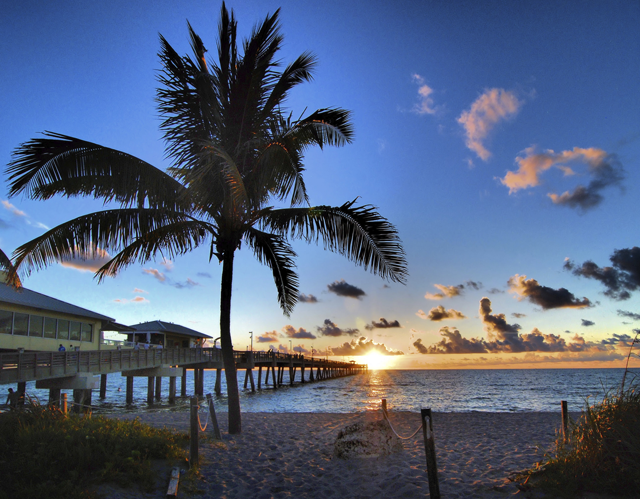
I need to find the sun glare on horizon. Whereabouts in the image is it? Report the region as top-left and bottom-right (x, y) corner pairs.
(362, 351), (392, 370)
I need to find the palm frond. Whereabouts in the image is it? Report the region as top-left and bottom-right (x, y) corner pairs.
(96, 219), (214, 281)
(7, 133), (190, 211)
(261, 200), (408, 283)
(11, 209), (198, 278)
(289, 108), (355, 148)
(244, 227), (299, 315)
(0, 249), (22, 288)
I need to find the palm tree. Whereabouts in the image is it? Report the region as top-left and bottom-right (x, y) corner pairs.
(0, 249), (21, 287)
(5, 3), (407, 434)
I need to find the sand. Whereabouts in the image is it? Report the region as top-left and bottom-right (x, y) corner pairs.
(103, 409), (573, 498)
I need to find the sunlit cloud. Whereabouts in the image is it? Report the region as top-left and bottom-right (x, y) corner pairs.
(327, 279), (365, 299)
(412, 74), (439, 115)
(282, 325), (317, 339)
(423, 305), (466, 322)
(508, 275), (592, 309)
(113, 295), (150, 304)
(298, 293), (318, 303)
(257, 331), (279, 343)
(364, 318), (402, 330)
(565, 247), (640, 300)
(159, 258), (174, 271)
(133, 288), (148, 294)
(317, 319), (359, 337)
(59, 246), (111, 273)
(457, 88), (523, 161)
(425, 284), (464, 300)
(329, 336), (404, 356)
(2, 200), (49, 230)
(501, 147), (623, 210)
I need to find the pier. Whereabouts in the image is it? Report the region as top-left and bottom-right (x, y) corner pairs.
(0, 348), (367, 409)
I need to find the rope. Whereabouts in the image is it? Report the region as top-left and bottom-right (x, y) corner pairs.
(381, 407), (423, 440)
(196, 404), (210, 432)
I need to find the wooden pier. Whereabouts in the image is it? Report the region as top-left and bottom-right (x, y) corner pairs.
(0, 348), (367, 409)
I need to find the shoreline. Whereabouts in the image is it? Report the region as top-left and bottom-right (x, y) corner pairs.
(105, 410), (575, 498)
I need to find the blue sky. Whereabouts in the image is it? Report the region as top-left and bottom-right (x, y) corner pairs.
(1, 0), (639, 368)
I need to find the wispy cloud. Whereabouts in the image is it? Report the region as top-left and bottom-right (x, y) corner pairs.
(113, 296), (150, 304)
(425, 283), (463, 300)
(142, 267), (200, 289)
(501, 147), (623, 210)
(298, 293), (318, 303)
(457, 88), (523, 161)
(1, 200), (49, 230)
(59, 246), (111, 273)
(143, 268), (166, 282)
(508, 275), (592, 309)
(412, 74), (439, 115)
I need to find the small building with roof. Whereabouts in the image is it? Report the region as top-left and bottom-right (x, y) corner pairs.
(125, 320), (212, 349)
(0, 274), (125, 353)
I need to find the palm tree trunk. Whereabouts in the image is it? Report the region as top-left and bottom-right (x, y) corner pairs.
(220, 246), (241, 434)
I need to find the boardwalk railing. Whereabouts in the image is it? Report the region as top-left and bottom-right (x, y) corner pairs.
(0, 348), (364, 384)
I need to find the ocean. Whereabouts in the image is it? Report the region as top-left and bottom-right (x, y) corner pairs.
(8, 368), (637, 415)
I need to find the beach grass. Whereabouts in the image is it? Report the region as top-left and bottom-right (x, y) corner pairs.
(518, 378), (640, 497)
(0, 400), (188, 499)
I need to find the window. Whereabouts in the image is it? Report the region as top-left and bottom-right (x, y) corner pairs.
(58, 320), (69, 340)
(69, 321), (81, 341)
(81, 323), (93, 342)
(0, 310), (12, 334)
(44, 317), (57, 338)
(29, 315), (44, 337)
(13, 313), (28, 336)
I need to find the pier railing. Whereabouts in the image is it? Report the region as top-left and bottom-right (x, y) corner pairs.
(0, 348), (365, 384)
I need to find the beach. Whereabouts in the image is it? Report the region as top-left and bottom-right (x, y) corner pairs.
(104, 410), (572, 498)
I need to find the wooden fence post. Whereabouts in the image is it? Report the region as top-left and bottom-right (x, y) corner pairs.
(206, 393), (222, 440)
(61, 393), (68, 414)
(190, 396), (199, 467)
(421, 408), (440, 499)
(561, 400), (569, 444)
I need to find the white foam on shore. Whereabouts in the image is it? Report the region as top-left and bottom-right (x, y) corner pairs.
(106, 410), (571, 498)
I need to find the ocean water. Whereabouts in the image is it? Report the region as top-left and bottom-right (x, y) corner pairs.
(8, 368), (637, 415)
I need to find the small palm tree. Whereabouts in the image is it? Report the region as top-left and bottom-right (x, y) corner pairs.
(5, 3), (407, 434)
(0, 249), (21, 287)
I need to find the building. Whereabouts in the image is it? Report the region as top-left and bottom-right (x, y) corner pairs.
(0, 275), (124, 353)
(126, 320), (212, 348)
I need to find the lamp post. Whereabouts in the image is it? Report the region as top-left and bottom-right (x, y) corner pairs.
(249, 331), (253, 352)
(311, 345), (314, 359)
(289, 339), (293, 355)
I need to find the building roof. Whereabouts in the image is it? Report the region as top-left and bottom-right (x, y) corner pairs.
(0, 282), (114, 322)
(128, 320), (212, 339)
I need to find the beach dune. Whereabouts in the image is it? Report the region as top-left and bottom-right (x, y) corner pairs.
(108, 410), (569, 498)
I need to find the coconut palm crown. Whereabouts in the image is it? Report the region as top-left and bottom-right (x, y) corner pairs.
(5, 3), (407, 434)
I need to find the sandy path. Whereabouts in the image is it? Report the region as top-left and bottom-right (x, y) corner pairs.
(106, 410), (570, 498)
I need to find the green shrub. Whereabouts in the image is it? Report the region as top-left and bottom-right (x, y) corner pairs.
(0, 402), (188, 499)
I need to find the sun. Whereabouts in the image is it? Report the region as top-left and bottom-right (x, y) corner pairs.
(363, 351), (389, 370)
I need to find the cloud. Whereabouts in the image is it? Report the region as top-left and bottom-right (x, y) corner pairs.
(197, 272), (212, 278)
(59, 246), (111, 273)
(581, 319), (595, 327)
(512, 312), (526, 318)
(298, 293), (318, 303)
(1, 200), (49, 230)
(257, 331), (279, 343)
(133, 288), (148, 294)
(364, 318), (402, 330)
(414, 321), (629, 355)
(143, 268), (166, 282)
(282, 325), (317, 340)
(425, 284), (464, 300)
(488, 288), (504, 294)
(480, 298), (521, 340)
(159, 258), (174, 271)
(113, 295), (150, 304)
(422, 305), (466, 322)
(501, 147), (623, 210)
(508, 274), (592, 309)
(317, 319), (359, 337)
(329, 336), (404, 356)
(466, 281), (483, 290)
(457, 88), (523, 160)
(327, 280), (365, 299)
(173, 278), (200, 289)
(618, 310), (640, 321)
(566, 247), (640, 300)
(412, 74), (439, 115)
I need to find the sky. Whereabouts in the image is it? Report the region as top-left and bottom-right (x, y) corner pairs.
(1, 0), (639, 369)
